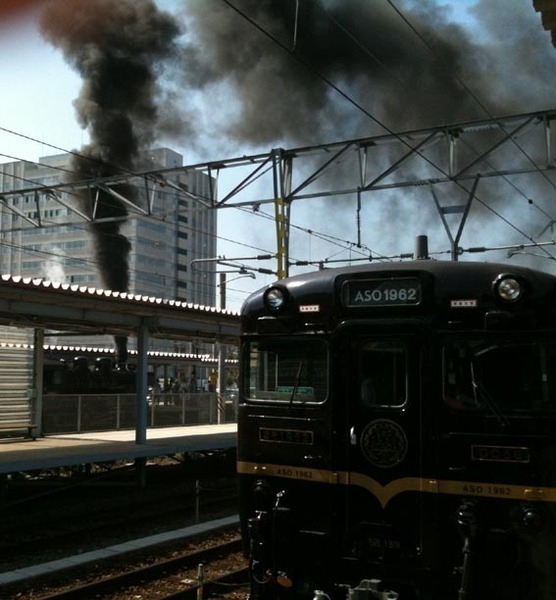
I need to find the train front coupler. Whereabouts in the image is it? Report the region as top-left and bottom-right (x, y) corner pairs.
(247, 489), (295, 596)
(247, 510), (272, 588)
(455, 500), (478, 599)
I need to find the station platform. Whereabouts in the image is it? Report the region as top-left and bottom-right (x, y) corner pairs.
(0, 424), (237, 474)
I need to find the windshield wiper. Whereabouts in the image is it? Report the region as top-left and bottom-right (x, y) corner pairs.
(289, 361), (304, 408)
(470, 362), (510, 428)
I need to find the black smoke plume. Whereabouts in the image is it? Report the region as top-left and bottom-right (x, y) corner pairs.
(39, 0), (556, 284)
(40, 0), (180, 290)
(174, 0), (555, 261)
(175, 0), (553, 147)
(40, 0), (180, 359)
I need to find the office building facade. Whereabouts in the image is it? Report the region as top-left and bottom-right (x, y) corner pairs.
(0, 148), (216, 306)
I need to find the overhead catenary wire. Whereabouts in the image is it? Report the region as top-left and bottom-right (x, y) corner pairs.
(0, 124), (154, 184)
(0, 150), (385, 280)
(0, 144), (278, 253)
(1, 41), (553, 266)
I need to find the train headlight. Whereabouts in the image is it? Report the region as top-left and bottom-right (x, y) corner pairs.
(493, 275), (523, 303)
(264, 286), (288, 310)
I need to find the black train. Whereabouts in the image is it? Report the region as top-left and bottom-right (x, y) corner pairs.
(237, 258), (556, 599)
(44, 356), (136, 394)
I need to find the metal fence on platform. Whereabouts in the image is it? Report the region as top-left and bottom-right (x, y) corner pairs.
(42, 392), (237, 434)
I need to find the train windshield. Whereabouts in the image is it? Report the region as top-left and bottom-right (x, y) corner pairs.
(243, 338), (328, 404)
(443, 338), (556, 412)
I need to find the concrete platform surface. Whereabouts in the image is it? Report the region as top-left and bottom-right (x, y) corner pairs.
(0, 424), (237, 474)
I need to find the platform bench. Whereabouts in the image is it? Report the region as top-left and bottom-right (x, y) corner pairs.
(0, 423), (38, 439)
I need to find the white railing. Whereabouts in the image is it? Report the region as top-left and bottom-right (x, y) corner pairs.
(42, 392), (237, 434)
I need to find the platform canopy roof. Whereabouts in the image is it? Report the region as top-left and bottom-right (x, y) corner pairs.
(0, 275), (240, 344)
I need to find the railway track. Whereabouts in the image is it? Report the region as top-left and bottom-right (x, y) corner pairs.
(1, 488), (237, 567)
(0, 457), (246, 598)
(19, 536), (248, 600)
(1, 461), (238, 572)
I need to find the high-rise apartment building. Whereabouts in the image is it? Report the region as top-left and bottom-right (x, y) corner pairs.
(0, 148), (216, 306)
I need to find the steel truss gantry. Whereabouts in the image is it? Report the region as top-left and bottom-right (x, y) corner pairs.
(2, 109), (556, 277)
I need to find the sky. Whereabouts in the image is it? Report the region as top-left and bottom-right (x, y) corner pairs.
(0, 0), (555, 311)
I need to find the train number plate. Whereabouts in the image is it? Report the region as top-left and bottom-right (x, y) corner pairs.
(471, 445), (530, 463)
(259, 427), (314, 445)
(344, 278), (421, 307)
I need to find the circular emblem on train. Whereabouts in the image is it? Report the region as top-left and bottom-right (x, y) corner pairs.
(360, 419), (408, 468)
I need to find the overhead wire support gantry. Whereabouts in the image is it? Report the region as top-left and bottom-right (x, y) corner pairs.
(2, 109), (556, 276)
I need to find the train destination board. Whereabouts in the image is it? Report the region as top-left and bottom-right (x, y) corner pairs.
(344, 278), (421, 307)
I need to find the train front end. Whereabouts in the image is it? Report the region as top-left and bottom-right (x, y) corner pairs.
(237, 261), (556, 599)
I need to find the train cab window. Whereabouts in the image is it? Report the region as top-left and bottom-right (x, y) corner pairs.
(359, 341), (408, 408)
(443, 339), (556, 412)
(243, 338), (328, 404)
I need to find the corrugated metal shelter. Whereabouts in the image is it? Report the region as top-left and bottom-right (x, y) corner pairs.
(0, 328), (33, 431)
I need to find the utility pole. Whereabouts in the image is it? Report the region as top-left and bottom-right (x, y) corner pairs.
(272, 149), (292, 279)
(217, 272), (227, 424)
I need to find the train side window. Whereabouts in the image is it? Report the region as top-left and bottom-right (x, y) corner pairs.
(359, 341), (407, 408)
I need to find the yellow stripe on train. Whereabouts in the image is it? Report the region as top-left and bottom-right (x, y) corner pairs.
(237, 461), (556, 508)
